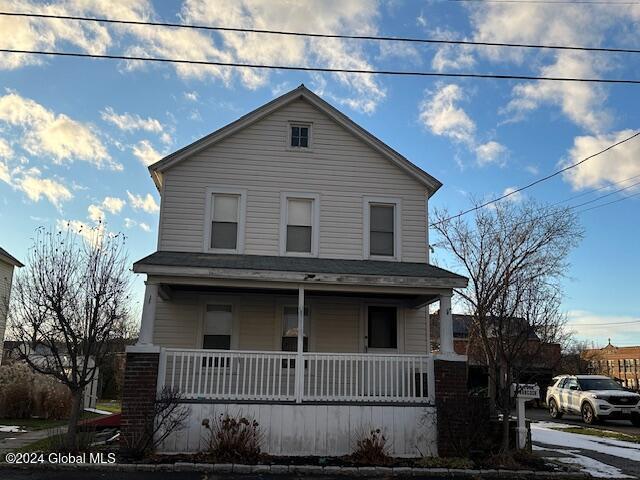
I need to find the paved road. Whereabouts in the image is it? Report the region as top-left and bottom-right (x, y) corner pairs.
(527, 406), (640, 436)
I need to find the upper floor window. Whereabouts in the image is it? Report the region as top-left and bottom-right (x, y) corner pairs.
(204, 187), (246, 253)
(363, 197), (401, 260)
(280, 192), (319, 256)
(290, 124), (310, 148)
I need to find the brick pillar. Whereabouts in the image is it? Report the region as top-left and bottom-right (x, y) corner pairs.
(434, 358), (468, 457)
(120, 351), (160, 449)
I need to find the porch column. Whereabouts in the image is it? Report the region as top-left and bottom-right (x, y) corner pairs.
(296, 286), (305, 403)
(138, 282), (158, 345)
(439, 293), (454, 355)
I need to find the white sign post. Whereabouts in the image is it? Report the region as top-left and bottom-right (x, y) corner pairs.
(511, 383), (540, 449)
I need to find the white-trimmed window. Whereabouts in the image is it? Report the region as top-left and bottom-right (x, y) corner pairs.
(363, 197), (401, 260)
(280, 192), (320, 256)
(203, 304), (233, 350)
(289, 123), (311, 148)
(204, 187), (246, 253)
(281, 305), (310, 352)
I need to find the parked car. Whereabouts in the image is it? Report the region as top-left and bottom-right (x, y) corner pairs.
(546, 374), (640, 425)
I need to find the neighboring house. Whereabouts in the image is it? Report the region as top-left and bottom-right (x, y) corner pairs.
(0, 247), (23, 366)
(2, 340), (99, 409)
(583, 341), (640, 390)
(430, 313), (561, 395)
(122, 85), (469, 457)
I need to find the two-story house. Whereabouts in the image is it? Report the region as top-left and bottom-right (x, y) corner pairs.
(122, 85), (468, 458)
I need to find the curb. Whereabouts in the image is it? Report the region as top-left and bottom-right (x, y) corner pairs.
(0, 461), (591, 478)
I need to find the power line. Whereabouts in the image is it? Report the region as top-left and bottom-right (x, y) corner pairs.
(429, 130), (640, 227)
(1, 11), (640, 55)
(568, 319), (640, 327)
(577, 189), (640, 213)
(549, 172), (640, 206)
(2, 48), (640, 85)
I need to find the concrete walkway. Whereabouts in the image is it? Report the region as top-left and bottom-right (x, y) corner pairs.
(0, 429), (53, 454)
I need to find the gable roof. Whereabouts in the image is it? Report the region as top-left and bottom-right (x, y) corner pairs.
(0, 247), (23, 267)
(148, 85), (442, 196)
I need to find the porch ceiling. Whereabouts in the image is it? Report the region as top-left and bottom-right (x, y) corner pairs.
(133, 251), (468, 293)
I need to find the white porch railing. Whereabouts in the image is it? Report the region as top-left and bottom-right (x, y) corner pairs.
(158, 349), (434, 404)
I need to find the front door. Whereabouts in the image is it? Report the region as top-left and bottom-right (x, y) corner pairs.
(365, 306), (398, 353)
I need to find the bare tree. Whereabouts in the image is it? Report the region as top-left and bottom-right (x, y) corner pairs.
(8, 225), (131, 449)
(432, 200), (582, 451)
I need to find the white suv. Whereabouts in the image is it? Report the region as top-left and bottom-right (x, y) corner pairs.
(547, 375), (640, 425)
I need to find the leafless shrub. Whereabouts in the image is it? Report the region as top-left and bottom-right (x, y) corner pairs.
(120, 386), (190, 460)
(351, 428), (392, 465)
(203, 413), (262, 464)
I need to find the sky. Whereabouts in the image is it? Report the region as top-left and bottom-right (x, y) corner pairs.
(0, 0), (638, 347)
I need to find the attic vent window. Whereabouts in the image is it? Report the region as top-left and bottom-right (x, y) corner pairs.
(290, 124), (310, 148)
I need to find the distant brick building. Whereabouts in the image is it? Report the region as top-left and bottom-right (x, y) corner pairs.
(583, 341), (640, 390)
(430, 312), (562, 394)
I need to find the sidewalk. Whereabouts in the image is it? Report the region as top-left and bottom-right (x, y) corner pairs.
(0, 429), (52, 454)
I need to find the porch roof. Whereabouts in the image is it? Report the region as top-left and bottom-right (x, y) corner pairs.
(134, 251), (467, 284)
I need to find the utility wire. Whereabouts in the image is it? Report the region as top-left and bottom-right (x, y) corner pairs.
(567, 318), (640, 326)
(2, 48), (640, 85)
(549, 172), (640, 206)
(429, 130), (640, 227)
(1, 11), (640, 55)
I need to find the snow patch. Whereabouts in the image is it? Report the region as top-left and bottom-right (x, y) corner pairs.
(84, 407), (112, 415)
(0, 426), (27, 433)
(531, 422), (640, 460)
(555, 452), (633, 478)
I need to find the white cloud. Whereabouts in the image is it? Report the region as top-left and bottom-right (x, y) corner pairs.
(123, 217), (151, 232)
(12, 167), (73, 207)
(0, 92), (117, 170)
(467, 3), (633, 133)
(419, 84), (476, 145)
(0, 0), (388, 113)
(562, 129), (640, 190)
(87, 196), (126, 222)
(127, 190), (159, 214)
(101, 107), (164, 133)
(566, 310), (640, 347)
(87, 204), (105, 223)
(132, 140), (162, 167)
(502, 186), (523, 202)
(184, 91), (199, 102)
(429, 29), (475, 73)
(102, 196), (125, 214)
(0, 138), (13, 158)
(56, 218), (107, 246)
(476, 141), (508, 167)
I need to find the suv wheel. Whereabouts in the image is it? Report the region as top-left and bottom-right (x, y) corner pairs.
(549, 398), (563, 419)
(581, 402), (596, 425)
(631, 414), (640, 427)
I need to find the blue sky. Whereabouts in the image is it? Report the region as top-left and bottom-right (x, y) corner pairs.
(0, 0), (638, 346)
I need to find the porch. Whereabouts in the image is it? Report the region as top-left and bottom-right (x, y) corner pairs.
(124, 252), (469, 456)
(158, 348), (434, 403)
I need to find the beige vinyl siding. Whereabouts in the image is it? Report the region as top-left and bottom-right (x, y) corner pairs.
(151, 292), (426, 354)
(0, 261), (16, 364)
(159, 98), (428, 262)
(404, 306), (429, 355)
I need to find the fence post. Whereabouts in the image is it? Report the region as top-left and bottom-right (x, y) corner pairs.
(296, 286), (305, 403)
(156, 347), (167, 395)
